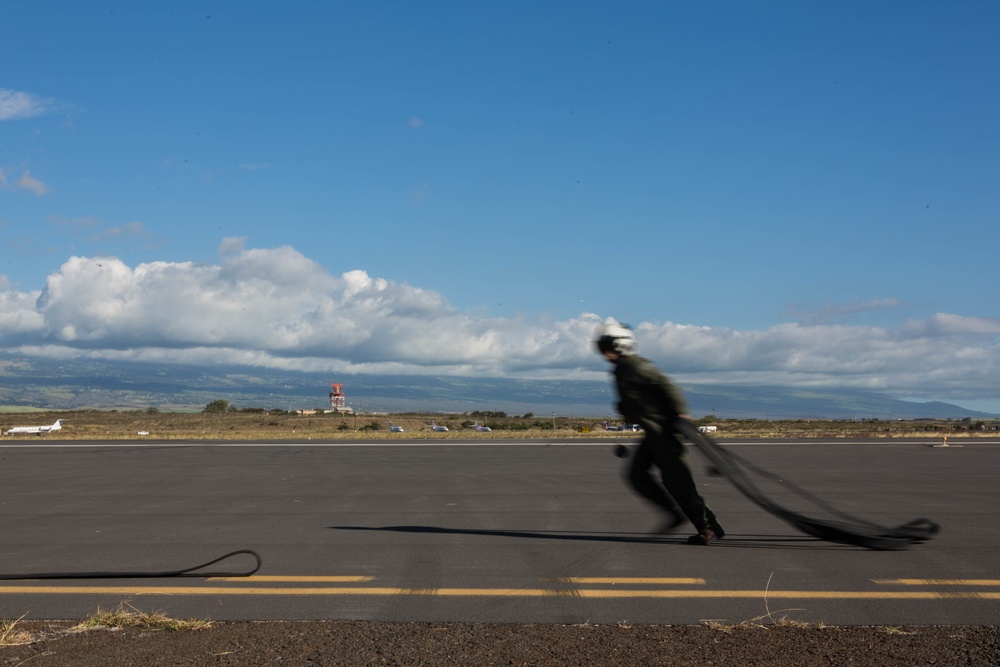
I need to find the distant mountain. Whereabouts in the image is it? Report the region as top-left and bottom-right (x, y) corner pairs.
(681, 385), (998, 420)
(0, 355), (995, 420)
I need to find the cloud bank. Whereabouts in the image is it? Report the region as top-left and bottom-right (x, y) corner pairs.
(1, 240), (997, 403)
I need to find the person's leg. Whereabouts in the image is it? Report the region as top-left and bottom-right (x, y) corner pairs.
(650, 434), (711, 533)
(703, 504), (725, 537)
(627, 437), (684, 529)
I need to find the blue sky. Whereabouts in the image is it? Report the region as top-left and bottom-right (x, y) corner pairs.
(2, 2), (999, 413)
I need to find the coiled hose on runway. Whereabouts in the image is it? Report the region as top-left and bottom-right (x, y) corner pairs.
(674, 421), (940, 550)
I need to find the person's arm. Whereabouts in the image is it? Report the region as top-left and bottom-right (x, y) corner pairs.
(644, 364), (688, 420)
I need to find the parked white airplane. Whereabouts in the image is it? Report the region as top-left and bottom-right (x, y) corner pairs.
(430, 421), (449, 432)
(388, 421), (404, 433)
(469, 421), (491, 432)
(4, 419), (66, 436)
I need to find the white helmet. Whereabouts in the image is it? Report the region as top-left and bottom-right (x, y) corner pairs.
(595, 321), (636, 355)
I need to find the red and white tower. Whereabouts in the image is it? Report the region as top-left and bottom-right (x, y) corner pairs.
(329, 383), (346, 412)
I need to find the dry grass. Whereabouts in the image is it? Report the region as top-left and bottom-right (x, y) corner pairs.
(703, 574), (829, 632)
(0, 410), (989, 441)
(1, 602), (212, 649)
(0, 615), (36, 647)
(1, 410), (593, 440)
(75, 600), (213, 632)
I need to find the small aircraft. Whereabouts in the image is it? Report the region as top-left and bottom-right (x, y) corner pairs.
(388, 421), (404, 433)
(4, 419), (66, 436)
(430, 421), (449, 432)
(469, 421), (491, 432)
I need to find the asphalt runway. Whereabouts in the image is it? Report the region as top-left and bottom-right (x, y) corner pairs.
(1, 437), (997, 626)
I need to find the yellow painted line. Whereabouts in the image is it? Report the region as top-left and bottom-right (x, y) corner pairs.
(549, 577), (706, 585)
(207, 576), (375, 583)
(1, 586), (999, 599)
(212, 576), (702, 585)
(0, 587), (568, 597)
(872, 579), (1000, 586)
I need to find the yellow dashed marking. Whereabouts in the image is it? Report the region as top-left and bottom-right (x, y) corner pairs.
(549, 577), (706, 585)
(208, 576), (375, 582)
(872, 579), (1000, 586)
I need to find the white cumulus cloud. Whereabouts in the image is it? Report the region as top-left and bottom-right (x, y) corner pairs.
(0, 241), (998, 404)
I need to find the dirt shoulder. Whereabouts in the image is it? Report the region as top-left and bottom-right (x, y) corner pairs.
(4, 621), (998, 667)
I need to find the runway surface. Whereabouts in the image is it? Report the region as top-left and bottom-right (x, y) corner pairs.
(1, 437), (997, 625)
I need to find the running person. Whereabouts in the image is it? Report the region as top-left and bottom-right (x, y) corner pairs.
(596, 321), (724, 545)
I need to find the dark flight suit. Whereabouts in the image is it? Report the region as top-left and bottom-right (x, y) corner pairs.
(612, 353), (718, 532)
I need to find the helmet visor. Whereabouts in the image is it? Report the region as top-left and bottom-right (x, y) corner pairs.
(596, 335), (617, 354)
